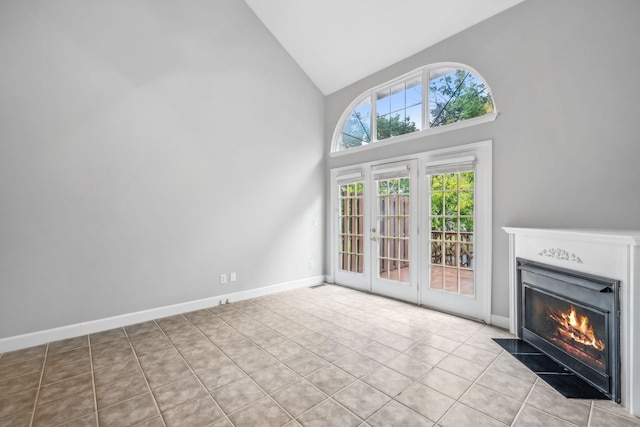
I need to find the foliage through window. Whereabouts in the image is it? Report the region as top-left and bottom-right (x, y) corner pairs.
(429, 69), (493, 128)
(376, 77), (422, 141)
(335, 64), (495, 152)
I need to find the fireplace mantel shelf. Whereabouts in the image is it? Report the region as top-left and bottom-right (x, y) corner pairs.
(503, 227), (640, 417)
(503, 227), (640, 245)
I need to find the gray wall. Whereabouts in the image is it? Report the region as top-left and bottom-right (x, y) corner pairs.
(0, 0), (325, 338)
(326, 0), (640, 318)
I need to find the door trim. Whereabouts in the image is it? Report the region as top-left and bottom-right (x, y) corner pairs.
(329, 140), (492, 323)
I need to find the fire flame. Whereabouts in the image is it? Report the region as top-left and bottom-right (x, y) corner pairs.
(555, 306), (605, 351)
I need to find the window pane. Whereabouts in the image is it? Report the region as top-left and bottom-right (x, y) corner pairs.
(431, 175), (443, 190)
(429, 68), (494, 128)
(445, 218), (458, 232)
(406, 104), (422, 132)
(460, 243), (473, 268)
(341, 99), (371, 149)
(376, 89), (390, 116)
(460, 217), (474, 233)
(377, 114), (392, 140)
(431, 192), (443, 215)
(406, 77), (422, 107)
(460, 171), (474, 189)
(431, 266), (443, 290)
(376, 76), (422, 141)
(444, 173), (458, 190)
(444, 192), (458, 216)
(459, 191), (474, 216)
(389, 83), (405, 115)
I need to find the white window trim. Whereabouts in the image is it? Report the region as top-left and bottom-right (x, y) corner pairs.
(331, 62), (498, 156)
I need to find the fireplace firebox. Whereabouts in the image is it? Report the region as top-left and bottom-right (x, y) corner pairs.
(517, 258), (620, 402)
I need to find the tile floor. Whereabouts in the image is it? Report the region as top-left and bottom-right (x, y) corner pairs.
(1, 284), (639, 427)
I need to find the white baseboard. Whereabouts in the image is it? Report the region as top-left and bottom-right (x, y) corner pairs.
(0, 275), (324, 353)
(490, 314), (510, 330)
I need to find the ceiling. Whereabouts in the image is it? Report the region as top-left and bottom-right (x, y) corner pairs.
(244, 0), (525, 95)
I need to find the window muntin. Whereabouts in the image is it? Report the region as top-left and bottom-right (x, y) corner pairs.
(376, 77), (422, 141)
(339, 181), (365, 273)
(376, 176), (411, 282)
(429, 170), (475, 295)
(333, 64), (495, 153)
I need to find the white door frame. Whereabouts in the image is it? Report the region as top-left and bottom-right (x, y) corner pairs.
(328, 141), (492, 323)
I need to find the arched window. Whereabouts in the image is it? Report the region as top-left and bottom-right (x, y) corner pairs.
(332, 63), (497, 153)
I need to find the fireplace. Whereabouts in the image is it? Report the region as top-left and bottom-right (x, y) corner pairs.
(503, 227), (640, 416)
(517, 258), (620, 401)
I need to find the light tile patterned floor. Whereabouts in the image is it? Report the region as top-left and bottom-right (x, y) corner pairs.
(1, 284), (639, 427)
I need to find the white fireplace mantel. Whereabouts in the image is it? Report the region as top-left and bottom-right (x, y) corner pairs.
(503, 227), (640, 417)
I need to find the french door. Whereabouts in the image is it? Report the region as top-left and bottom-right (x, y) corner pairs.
(331, 141), (492, 322)
(419, 158), (488, 321)
(334, 160), (418, 303)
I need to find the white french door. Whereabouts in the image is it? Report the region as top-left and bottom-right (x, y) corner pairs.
(331, 142), (492, 322)
(370, 161), (418, 302)
(419, 157), (488, 321)
(334, 160), (418, 303)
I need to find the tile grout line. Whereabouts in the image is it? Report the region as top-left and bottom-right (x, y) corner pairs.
(28, 343), (48, 427)
(360, 376), (428, 425)
(432, 352), (496, 425)
(126, 321), (169, 427)
(586, 401), (594, 427)
(525, 378), (585, 427)
(87, 335), (99, 427)
(228, 296), (421, 426)
(155, 314), (235, 426)
(203, 300), (367, 425)
(288, 288), (433, 342)
(460, 324), (540, 424)
(281, 288), (489, 423)
(191, 306), (313, 425)
(293, 393), (365, 426)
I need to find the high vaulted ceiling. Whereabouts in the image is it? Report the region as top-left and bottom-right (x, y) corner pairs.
(244, 0), (525, 95)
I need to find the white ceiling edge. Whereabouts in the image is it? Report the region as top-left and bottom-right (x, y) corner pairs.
(245, 0), (525, 95)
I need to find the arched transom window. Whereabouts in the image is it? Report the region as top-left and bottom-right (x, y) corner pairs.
(333, 63), (497, 153)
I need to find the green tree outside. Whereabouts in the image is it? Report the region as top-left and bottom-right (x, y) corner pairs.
(376, 114), (418, 140)
(430, 172), (474, 233)
(429, 70), (493, 127)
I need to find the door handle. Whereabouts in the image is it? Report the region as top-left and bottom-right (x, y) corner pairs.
(371, 236), (377, 242)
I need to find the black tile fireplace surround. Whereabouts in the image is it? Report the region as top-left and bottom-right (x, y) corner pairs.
(512, 258), (621, 402)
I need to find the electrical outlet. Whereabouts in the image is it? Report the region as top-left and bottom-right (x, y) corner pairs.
(220, 274), (227, 284)
(230, 272), (236, 282)
(309, 260), (314, 269)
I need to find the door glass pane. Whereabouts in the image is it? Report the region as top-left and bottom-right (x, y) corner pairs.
(429, 171), (474, 295)
(339, 181), (364, 273)
(376, 176), (410, 283)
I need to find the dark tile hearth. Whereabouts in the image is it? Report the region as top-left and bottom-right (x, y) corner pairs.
(494, 338), (611, 400)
